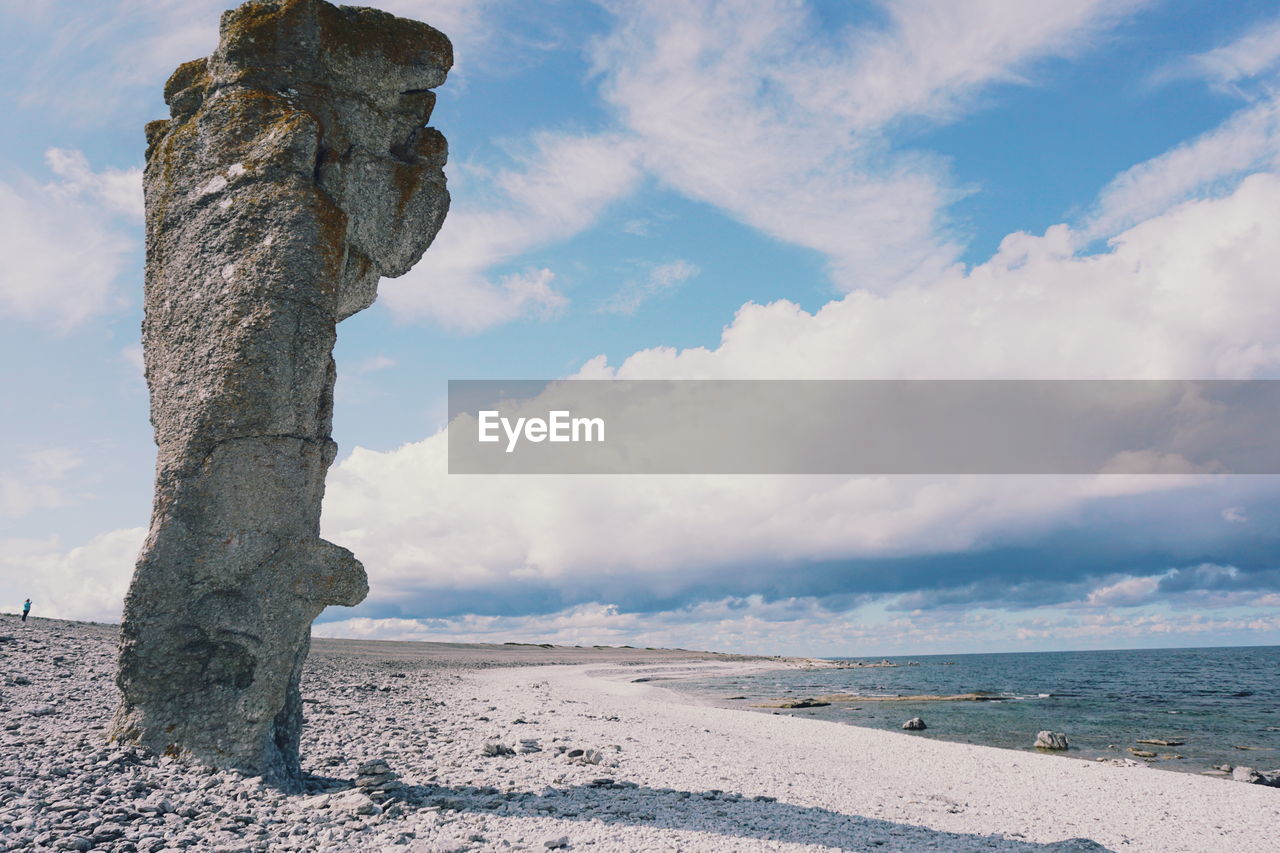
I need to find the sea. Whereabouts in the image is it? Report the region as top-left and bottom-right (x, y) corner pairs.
(665, 645), (1280, 773)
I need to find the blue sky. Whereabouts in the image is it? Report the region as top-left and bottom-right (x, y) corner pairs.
(2, 0), (1280, 656)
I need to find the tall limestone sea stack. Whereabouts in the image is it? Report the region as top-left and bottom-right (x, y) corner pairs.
(110, 0), (451, 788)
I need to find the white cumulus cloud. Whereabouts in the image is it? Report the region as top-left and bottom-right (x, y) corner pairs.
(583, 172), (1280, 381)
(0, 527), (144, 623)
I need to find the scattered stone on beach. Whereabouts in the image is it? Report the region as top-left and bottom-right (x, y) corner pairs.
(567, 748), (606, 766)
(355, 759), (403, 800)
(1231, 766), (1280, 787)
(1035, 731), (1069, 750)
(482, 742), (516, 757)
(1136, 738), (1184, 746)
(544, 837), (571, 850)
(903, 717), (928, 731)
(329, 789), (383, 815)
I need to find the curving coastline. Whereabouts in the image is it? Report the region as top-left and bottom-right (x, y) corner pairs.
(1, 618), (1276, 852)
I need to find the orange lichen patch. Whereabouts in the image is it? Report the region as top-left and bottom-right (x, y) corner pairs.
(342, 250), (374, 286)
(313, 191), (349, 287)
(390, 160), (424, 217)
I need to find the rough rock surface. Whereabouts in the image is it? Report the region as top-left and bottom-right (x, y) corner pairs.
(111, 0), (451, 788)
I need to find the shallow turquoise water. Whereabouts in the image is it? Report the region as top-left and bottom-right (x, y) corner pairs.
(666, 645), (1280, 773)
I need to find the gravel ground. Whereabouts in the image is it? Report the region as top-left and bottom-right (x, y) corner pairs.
(1, 617), (1275, 852)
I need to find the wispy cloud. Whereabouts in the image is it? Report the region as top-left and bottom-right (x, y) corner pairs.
(354, 354), (398, 375)
(1221, 506), (1249, 524)
(0, 150), (141, 328)
(590, 0), (1147, 293)
(1084, 97), (1280, 239)
(0, 448), (85, 517)
(380, 132), (641, 330)
(1178, 15), (1280, 91)
(44, 148), (144, 217)
(598, 259), (699, 315)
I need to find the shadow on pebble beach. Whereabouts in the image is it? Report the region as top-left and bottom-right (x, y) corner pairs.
(351, 779), (1118, 852)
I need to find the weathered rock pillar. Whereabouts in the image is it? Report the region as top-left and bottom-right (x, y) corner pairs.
(111, 0), (451, 788)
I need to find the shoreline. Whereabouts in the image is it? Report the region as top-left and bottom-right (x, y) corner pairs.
(480, 660), (1278, 851)
(652, 647), (1280, 780)
(1, 618), (1276, 852)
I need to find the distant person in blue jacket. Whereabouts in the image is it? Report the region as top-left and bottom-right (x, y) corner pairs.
(21, 598), (30, 622)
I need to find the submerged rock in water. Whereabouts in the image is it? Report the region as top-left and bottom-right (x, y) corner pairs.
(902, 717), (927, 731)
(1232, 766), (1280, 787)
(816, 692), (1007, 703)
(753, 697), (832, 709)
(1034, 731), (1069, 750)
(110, 0), (452, 788)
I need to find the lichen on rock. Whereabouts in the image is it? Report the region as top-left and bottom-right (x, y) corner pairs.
(111, 0), (451, 789)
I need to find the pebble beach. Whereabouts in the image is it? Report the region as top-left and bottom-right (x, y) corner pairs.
(1, 618), (1276, 852)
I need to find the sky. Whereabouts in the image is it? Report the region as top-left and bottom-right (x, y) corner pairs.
(2, 0), (1280, 657)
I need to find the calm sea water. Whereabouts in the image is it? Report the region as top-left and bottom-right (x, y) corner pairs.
(667, 645), (1280, 773)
